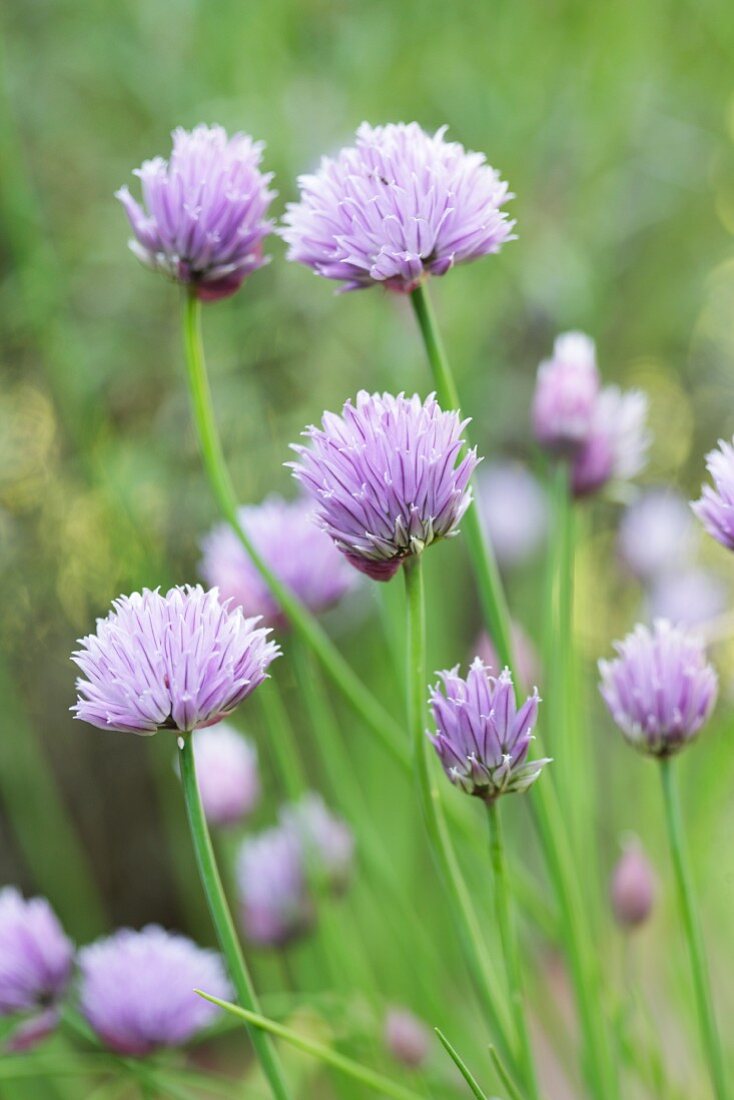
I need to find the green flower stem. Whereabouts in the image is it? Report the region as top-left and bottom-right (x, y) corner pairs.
(181, 292), (405, 766)
(411, 283), (618, 1100)
(402, 555), (517, 1072)
(659, 757), (729, 1100)
(410, 283), (514, 675)
(177, 732), (292, 1100)
(435, 1028), (490, 1100)
(257, 678), (307, 804)
(487, 801), (539, 1100)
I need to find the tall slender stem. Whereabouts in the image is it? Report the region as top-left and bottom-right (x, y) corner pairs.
(402, 556), (517, 1071)
(410, 284), (514, 676)
(410, 282), (617, 1100)
(177, 733), (292, 1100)
(659, 757), (729, 1100)
(487, 801), (539, 1100)
(181, 292), (404, 765)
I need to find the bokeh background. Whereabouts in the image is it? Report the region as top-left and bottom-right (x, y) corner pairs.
(2, 1), (734, 1096)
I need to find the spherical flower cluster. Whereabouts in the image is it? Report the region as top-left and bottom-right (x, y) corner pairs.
(618, 489), (696, 581)
(429, 659), (548, 803)
(280, 793), (354, 894)
(78, 926), (230, 1056)
(610, 841), (656, 930)
(191, 724), (260, 827)
(200, 495), (355, 629)
(598, 620), (718, 756)
(531, 333), (650, 498)
(531, 332), (600, 453)
(384, 1008), (432, 1069)
(116, 125), (275, 301)
(281, 121), (515, 293)
(647, 567), (726, 629)
(692, 437), (734, 551)
(290, 391), (478, 581)
(477, 461), (548, 568)
(0, 889), (73, 1016)
(237, 826), (312, 947)
(72, 585), (279, 735)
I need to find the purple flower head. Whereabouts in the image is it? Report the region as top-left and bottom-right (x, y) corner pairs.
(290, 391), (478, 581)
(72, 585), (279, 735)
(475, 623), (541, 690)
(647, 567), (727, 629)
(571, 386), (650, 498)
(610, 839), (656, 930)
(0, 889), (73, 1017)
(116, 125), (275, 302)
(281, 121), (515, 293)
(78, 926), (230, 1056)
(190, 723), (260, 827)
(598, 620), (718, 756)
(618, 489), (696, 581)
(280, 793), (354, 894)
(429, 659), (549, 803)
(200, 495), (356, 630)
(692, 437), (734, 551)
(384, 1008), (431, 1069)
(478, 461), (548, 568)
(532, 332), (600, 454)
(237, 826), (313, 948)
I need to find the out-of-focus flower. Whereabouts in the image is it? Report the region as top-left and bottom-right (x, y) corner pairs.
(477, 462), (548, 568)
(692, 438), (734, 551)
(116, 125), (275, 301)
(384, 1008), (431, 1069)
(200, 495), (355, 629)
(647, 568), (727, 629)
(610, 840), (656, 930)
(237, 827), (312, 947)
(475, 623), (541, 688)
(571, 386), (650, 498)
(290, 391), (478, 581)
(598, 620), (717, 756)
(429, 660), (548, 802)
(79, 926), (230, 1056)
(0, 889), (73, 1021)
(72, 585), (279, 735)
(282, 121), (514, 293)
(532, 332), (600, 454)
(190, 724), (260, 827)
(280, 793), (354, 894)
(618, 489), (696, 580)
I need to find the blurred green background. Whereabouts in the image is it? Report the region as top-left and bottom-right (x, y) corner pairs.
(2, 1), (734, 1095)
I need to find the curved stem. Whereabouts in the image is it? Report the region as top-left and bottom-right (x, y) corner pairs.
(181, 292), (404, 764)
(487, 801), (539, 1100)
(177, 733), (292, 1100)
(402, 556), (517, 1071)
(659, 757), (729, 1100)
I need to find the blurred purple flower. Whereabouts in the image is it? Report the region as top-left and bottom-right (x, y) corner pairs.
(116, 125), (275, 301)
(477, 462), (548, 568)
(237, 827), (312, 947)
(190, 723), (260, 827)
(647, 567), (727, 629)
(475, 623), (541, 688)
(200, 495), (355, 630)
(599, 620), (718, 756)
(290, 391), (478, 581)
(532, 332), (600, 454)
(280, 793), (354, 894)
(0, 889), (73, 1018)
(384, 1008), (431, 1069)
(610, 840), (656, 930)
(281, 121), (514, 292)
(692, 437), (734, 551)
(72, 585), (279, 735)
(79, 926), (230, 1056)
(429, 659), (548, 802)
(571, 386), (650, 498)
(618, 489), (696, 580)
